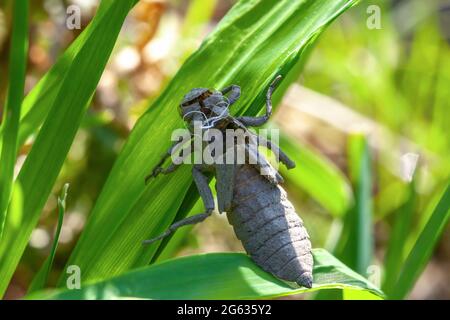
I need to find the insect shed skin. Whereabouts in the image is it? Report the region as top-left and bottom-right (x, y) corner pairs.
(229, 164), (313, 288)
(143, 76), (314, 288)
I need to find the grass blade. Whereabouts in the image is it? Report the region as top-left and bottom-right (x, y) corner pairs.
(30, 249), (384, 300)
(0, 0), (29, 237)
(336, 133), (373, 276)
(390, 182), (450, 299)
(60, 0), (359, 286)
(382, 178), (417, 294)
(0, 0), (137, 296)
(0, 0), (129, 150)
(28, 184), (69, 293)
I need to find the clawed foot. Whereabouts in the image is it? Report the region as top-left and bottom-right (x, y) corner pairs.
(270, 75), (282, 89)
(284, 159), (296, 170)
(144, 167), (163, 185)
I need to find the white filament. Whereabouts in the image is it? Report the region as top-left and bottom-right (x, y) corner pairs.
(201, 98), (230, 129)
(182, 96), (231, 130)
(183, 110), (208, 123)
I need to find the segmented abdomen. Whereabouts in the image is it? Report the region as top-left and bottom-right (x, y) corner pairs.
(227, 165), (313, 288)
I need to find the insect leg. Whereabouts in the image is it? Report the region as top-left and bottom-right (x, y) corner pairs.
(142, 166), (214, 245)
(145, 138), (188, 184)
(236, 75), (282, 127)
(192, 165), (215, 212)
(246, 142), (283, 185)
(142, 211), (213, 245)
(221, 85), (241, 105)
(157, 162), (180, 176)
(257, 135), (296, 169)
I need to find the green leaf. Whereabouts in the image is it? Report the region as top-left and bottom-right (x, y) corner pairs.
(30, 249), (384, 300)
(343, 289), (383, 300)
(60, 0), (359, 286)
(278, 132), (353, 217)
(0, 0), (137, 297)
(0, 0), (29, 237)
(28, 184), (69, 293)
(0, 0), (127, 150)
(390, 182), (450, 299)
(382, 178), (417, 294)
(335, 133), (373, 276)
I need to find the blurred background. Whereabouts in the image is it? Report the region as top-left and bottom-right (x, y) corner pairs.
(0, 0), (449, 299)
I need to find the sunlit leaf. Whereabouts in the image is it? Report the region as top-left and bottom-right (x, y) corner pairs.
(0, 0), (28, 237)
(31, 249), (384, 300)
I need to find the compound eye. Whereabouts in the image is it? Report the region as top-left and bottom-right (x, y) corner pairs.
(200, 105), (212, 117)
(180, 103), (201, 121)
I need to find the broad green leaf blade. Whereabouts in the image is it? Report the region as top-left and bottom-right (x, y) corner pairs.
(343, 289), (383, 300)
(0, 0), (137, 297)
(28, 184), (69, 293)
(0, 0), (29, 237)
(390, 182), (450, 299)
(278, 132), (353, 217)
(335, 133), (373, 276)
(31, 249), (384, 300)
(61, 0), (359, 286)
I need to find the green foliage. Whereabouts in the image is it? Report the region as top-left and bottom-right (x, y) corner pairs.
(28, 249), (384, 300)
(0, 0), (138, 296)
(346, 134), (374, 276)
(28, 184), (69, 293)
(0, 1), (133, 149)
(390, 183), (450, 299)
(59, 0), (359, 288)
(383, 179), (417, 294)
(314, 133), (375, 300)
(333, 134), (373, 276)
(2, 0), (447, 301)
(300, 0), (450, 299)
(0, 0), (28, 237)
